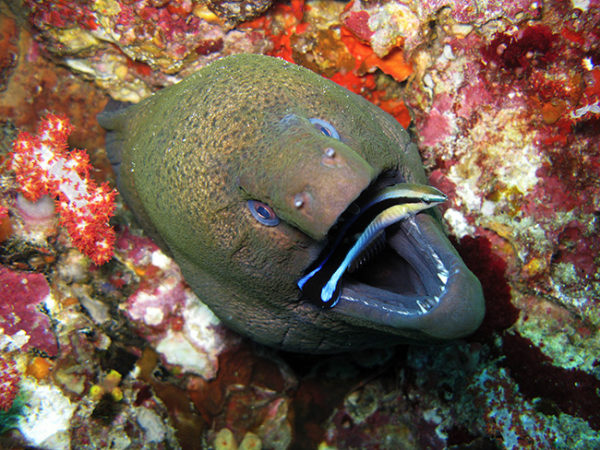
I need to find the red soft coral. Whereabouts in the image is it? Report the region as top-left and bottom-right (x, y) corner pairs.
(9, 114), (116, 265)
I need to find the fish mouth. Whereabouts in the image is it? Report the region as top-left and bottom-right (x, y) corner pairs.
(298, 176), (485, 341)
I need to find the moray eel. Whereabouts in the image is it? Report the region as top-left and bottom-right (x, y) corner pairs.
(98, 54), (484, 353)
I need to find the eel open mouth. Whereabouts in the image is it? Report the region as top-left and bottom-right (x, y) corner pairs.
(297, 176), (485, 341)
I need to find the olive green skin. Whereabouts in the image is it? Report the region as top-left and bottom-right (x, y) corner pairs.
(100, 54), (469, 352)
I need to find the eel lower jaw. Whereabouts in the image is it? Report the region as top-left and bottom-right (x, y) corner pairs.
(334, 213), (485, 341)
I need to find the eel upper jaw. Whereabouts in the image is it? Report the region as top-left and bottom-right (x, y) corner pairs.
(333, 213), (485, 341)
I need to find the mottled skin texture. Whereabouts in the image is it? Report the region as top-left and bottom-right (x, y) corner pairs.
(99, 54), (484, 352)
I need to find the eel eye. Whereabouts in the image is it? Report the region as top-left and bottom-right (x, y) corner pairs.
(309, 118), (340, 140)
(247, 200), (280, 226)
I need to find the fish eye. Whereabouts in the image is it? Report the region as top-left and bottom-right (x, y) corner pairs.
(247, 200), (280, 226)
(309, 118), (340, 140)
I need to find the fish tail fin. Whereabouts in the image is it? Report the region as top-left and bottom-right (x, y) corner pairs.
(97, 99), (132, 183)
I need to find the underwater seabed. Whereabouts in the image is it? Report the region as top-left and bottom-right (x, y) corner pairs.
(0, 0), (599, 448)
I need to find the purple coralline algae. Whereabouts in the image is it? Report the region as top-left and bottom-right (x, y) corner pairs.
(0, 265), (57, 356)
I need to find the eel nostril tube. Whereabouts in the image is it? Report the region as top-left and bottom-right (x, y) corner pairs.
(322, 147), (337, 167)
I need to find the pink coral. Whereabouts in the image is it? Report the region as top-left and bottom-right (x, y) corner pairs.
(9, 114), (116, 265)
(0, 356), (20, 412)
(343, 10), (373, 42)
(25, 0), (98, 30)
